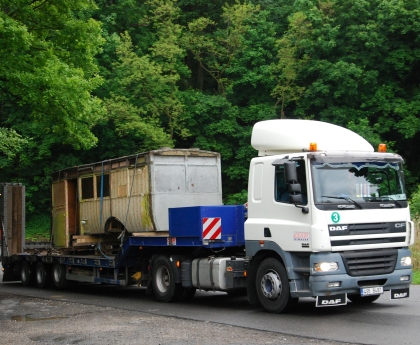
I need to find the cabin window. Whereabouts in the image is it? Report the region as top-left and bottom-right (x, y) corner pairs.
(96, 174), (110, 197)
(81, 177), (94, 199)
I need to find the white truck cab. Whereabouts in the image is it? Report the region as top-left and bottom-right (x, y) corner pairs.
(245, 119), (414, 312)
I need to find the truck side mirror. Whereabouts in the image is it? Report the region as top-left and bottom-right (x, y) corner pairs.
(290, 194), (303, 204)
(284, 161), (298, 183)
(288, 183), (301, 194)
(284, 161), (309, 214)
(288, 183), (303, 204)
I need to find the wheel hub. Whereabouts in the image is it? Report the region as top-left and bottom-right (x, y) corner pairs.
(156, 266), (170, 293)
(261, 271), (282, 300)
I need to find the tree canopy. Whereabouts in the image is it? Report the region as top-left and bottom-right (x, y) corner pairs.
(1, 0), (420, 221)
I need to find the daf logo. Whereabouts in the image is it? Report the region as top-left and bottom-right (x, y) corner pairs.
(393, 292), (407, 298)
(395, 223), (406, 228)
(322, 298), (343, 305)
(329, 226), (348, 231)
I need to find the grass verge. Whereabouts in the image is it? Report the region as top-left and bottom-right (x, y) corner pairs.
(413, 271), (420, 285)
(412, 218), (420, 284)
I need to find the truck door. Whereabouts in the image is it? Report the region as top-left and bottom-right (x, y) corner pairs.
(272, 159), (312, 251)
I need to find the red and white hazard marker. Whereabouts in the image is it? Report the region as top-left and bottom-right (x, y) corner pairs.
(202, 217), (222, 240)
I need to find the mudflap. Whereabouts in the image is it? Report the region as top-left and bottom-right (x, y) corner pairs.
(390, 288), (410, 300)
(316, 293), (347, 307)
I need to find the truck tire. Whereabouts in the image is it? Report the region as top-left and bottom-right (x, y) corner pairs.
(255, 258), (298, 313)
(347, 294), (380, 304)
(52, 262), (68, 289)
(35, 262), (52, 289)
(152, 256), (182, 302)
(20, 261), (34, 287)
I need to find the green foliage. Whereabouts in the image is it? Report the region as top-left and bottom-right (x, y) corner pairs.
(0, 0), (106, 215)
(185, 2), (259, 95)
(413, 271), (420, 285)
(273, 0), (420, 193)
(347, 118), (395, 151)
(0, 128), (28, 168)
(2, 0), (420, 219)
(224, 190), (248, 205)
(410, 185), (420, 219)
(25, 213), (50, 242)
(1, 0), (105, 150)
(271, 12), (310, 118)
(411, 218), (420, 278)
(106, 0), (190, 148)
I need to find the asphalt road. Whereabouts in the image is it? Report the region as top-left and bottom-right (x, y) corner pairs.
(0, 269), (419, 345)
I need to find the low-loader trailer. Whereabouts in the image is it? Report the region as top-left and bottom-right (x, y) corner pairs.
(1, 119), (415, 313)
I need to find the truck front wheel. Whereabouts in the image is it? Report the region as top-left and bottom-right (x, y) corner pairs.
(152, 256), (182, 302)
(255, 258), (298, 313)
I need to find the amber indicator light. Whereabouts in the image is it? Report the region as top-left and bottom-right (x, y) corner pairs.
(378, 144), (387, 152)
(309, 142), (317, 151)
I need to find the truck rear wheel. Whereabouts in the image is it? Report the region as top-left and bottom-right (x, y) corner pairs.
(36, 262), (51, 289)
(152, 256), (182, 302)
(347, 294), (380, 304)
(20, 261), (34, 286)
(52, 262), (68, 289)
(255, 258), (298, 313)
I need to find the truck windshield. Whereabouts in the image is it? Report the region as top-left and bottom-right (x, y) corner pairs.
(311, 161), (406, 205)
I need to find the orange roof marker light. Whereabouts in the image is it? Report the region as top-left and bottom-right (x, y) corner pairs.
(378, 144), (387, 153)
(309, 142), (317, 152)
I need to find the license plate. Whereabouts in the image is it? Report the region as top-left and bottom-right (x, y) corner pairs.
(360, 286), (383, 296)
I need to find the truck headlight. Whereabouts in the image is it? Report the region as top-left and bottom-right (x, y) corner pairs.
(400, 256), (412, 266)
(314, 262), (339, 272)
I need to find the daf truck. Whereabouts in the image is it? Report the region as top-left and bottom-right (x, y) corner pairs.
(1, 119), (414, 313)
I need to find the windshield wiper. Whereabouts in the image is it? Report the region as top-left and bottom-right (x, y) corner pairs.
(321, 196), (363, 209)
(364, 196), (402, 208)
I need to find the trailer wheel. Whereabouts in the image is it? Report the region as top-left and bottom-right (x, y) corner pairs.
(20, 261), (34, 287)
(255, 258), (298, 313)
(347, 294), (380, 304)
(35, 262), (51, 289)
(152, 256), (182, 302)
(52, 262), (68, 289)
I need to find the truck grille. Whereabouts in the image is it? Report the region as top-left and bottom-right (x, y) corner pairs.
(346, 222), (402, 235)
(332, 237), (406, 246)
(340, 249), (397, 277)
(329, 222), (406, 237)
